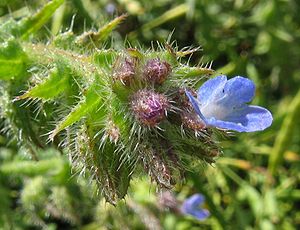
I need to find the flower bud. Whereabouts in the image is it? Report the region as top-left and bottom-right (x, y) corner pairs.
(172, 88), (197, 111)
(143, 58), (171, 84)
(158, 191), (179, 211)
(130, 90), (170, 126)
(113, 57), (136, 86)
(105, 120), (120, 144)
(141, 147), (173, 188)
(181, 111), (206, 131)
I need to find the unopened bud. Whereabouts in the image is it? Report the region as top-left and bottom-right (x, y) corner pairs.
(181, 111), (206, 131)
(143, 58), (171, 84)
(105, 120), (120, 144)
(173, 88), (197, 110)
(158, 191), (179, 211)
(130, 90), (170, 126)
(113, 57), (136, 86)
(141, 147), (173, 188)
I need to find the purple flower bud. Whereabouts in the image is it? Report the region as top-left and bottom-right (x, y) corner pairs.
(105, 3), (116, 15)
(130, 90), (170, 126)
(143, 58), (171, 84)
(113, 57), (136, 86)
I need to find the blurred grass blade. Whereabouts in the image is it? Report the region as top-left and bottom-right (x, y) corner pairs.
(268, 89), (300, 175)
(0, 159), (63, 176)
(263, 189), (277, 217)
(16, 0), (64, 39)
(0, 39), (28, 80)
(129, 4), (188, 39)
(51, 1), (66, 35)
(217, 157), (252, 170)
(241, 184), (263, 217)
(216, 62), (236, 75)
(72, 0), (94, 25)
(141, 4), (187, 31)
(95, 14), (127, 42)
(76, 14), (127, 46)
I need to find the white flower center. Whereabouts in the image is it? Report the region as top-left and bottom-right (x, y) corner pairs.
(201, 102), (232, 120)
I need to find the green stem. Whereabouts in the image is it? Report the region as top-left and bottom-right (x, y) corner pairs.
(188, 171), (227, 228)
(268, 89), (300, 175)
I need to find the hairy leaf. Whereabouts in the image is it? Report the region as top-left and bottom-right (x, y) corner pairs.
(0, 39), (28, 80)
(50, 84), (106, 139)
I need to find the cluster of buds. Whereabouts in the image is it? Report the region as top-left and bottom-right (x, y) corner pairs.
(112, 55), (174, 126)
(112, 56), (208, 131)
(112, 56), (171, 86)
(130, 90), (170, 126)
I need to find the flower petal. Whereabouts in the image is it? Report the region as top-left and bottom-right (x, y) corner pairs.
(205, 105), (273, 132)
(182, 194), (205, 210)
(197, 75), (227, 106)
(185, 90), (207, 122)
(219, 76), (255, 107)
(189, 209), (210, 220)
(181, 194), (210, 221)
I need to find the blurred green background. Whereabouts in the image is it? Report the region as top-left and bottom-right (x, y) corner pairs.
(0, 0), (299, 229)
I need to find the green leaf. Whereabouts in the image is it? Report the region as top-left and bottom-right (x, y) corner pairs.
(129, 4), (188, 39)
(0, 39), (28, 80)
(51, 1), (66, 35)
(108, 152), (132, 201)
(16, 0), (65, 39)
(175, 65), (214, 78)
(52, 31), (76, 50)
(93, 49), (118, 69)
(263, 189), (277, 218)
(241, 185), (263, 218)
(16, 62), (71, 100)
(50, 84), (106, 139)
(0, 19), (19, 40)
(75, 14), (127, 46)
(268, 89), (300, 175)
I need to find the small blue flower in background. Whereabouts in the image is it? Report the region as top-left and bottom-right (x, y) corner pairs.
(185, 75), (273, 132)
(181, 193), (210, 220)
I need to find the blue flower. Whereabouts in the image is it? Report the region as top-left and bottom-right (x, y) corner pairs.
(181, 194), (210, 220)
(185, 75), (273, 132)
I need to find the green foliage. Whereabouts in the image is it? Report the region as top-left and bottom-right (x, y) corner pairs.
(269, 89), (300, 174)
(0, 0), (299, 229)
(0, 148), (98, 228)
(16, 0), (64, 39)
(0, 40), (28, 80)
(0, 0), (218, 206)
